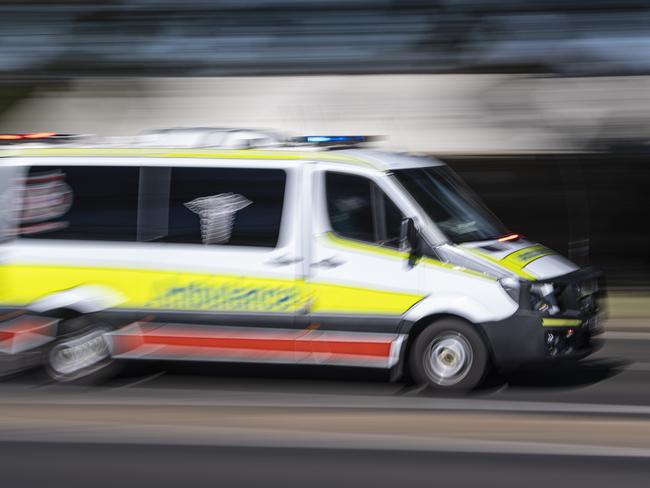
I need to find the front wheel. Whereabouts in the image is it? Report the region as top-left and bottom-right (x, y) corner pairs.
(408, 318), (488, 391)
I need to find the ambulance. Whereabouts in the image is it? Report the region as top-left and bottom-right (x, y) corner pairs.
(0, 131), (603, 390)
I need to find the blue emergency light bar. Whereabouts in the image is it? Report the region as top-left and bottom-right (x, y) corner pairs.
(292, 135), (379, 146)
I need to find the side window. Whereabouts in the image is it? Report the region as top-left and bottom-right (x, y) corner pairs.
(161, 167), (286, 247)
(21, 165), (139, 241)
(0, 166), (23, 242)
(381, 191), (405, 247)
(325, 172), (404, 248)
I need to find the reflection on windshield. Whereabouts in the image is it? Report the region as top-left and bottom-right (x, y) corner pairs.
(393, 166), (508, 244)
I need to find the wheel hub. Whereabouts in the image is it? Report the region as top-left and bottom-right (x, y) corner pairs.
(424, 334), (473, 386)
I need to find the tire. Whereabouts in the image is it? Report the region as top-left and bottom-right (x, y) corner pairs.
(408, 318), (488, 392)
(44, 315), (120, 384)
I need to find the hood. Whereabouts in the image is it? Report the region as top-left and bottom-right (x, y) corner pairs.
(460, 238), (579, 281)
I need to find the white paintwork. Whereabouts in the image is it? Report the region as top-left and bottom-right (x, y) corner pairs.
(27, 285), (125, 314)
(404, 280), (518, 324)
(339, 150), (445, 171)
(525, 254), (579, 279)
(461, 238), (538, 260)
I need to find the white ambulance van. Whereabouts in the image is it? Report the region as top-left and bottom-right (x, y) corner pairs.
(0, 133), (603, 390)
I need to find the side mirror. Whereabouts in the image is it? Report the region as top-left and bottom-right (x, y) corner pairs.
(400, 217), (422, 267)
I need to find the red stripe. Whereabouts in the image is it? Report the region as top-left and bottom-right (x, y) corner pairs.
(141, 334), (391, 358)
(296, 338), (391, 357)
(0, 331), (14, 341)
(144, 335), (295, 352)
(0, 318), (54, 335)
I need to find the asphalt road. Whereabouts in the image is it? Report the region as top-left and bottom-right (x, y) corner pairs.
(1, 442), (649, 488)
(0, 333), (649, 487)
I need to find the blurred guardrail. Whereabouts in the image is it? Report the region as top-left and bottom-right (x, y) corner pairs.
(1, 0), (650, 77)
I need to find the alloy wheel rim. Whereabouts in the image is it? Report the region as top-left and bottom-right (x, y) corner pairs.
(423, 333), (473, 386)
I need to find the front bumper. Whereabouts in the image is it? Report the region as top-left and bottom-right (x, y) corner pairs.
(480, 268), (606, 368)
(479, 267), (604, 369)
(479, 309), (599, 369)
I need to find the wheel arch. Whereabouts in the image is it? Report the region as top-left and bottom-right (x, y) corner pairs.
(395, 312), (495, 382)
(25, 285), (125, 317)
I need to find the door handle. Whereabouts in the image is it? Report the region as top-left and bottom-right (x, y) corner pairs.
(311, 256), (346, 269)
(266, 255), (303, 266)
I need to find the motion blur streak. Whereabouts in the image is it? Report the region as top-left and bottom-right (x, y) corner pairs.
(1, 1), (650, 486)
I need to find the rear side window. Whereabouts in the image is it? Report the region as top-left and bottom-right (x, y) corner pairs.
(21, 166), (139, 241)
(142, 167), (286, 248)
(325, 172), (404, 248)
(0, 166), (23, 242)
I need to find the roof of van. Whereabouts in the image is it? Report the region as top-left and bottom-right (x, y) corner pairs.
(2, 147), (445, 171)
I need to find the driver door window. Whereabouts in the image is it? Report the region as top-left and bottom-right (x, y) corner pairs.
(326, 172), (403, 248)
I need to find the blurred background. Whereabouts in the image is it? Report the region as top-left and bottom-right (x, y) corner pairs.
(1, 1), (650, 486)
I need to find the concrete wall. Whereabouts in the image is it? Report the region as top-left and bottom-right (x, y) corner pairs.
(3, 74), (649, 153)
(0, 75), (561, 153)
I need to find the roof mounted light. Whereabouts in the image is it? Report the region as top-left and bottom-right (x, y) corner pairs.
(24, 132), (57, 139)
(292, 135), (380, 147)
(0, 132), (58, 142)
(0, 133), (85, 145)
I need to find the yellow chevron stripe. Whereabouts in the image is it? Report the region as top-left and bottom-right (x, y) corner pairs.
(465, 247), (538, 281)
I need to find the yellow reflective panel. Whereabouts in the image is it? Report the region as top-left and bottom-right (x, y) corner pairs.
(308, 280), (424, 315)
(542, 318), (582, 327)
(465, 247), (538, 281)
(1, 264), (423, 316)
(502, 245), (556, 270)
(1, 264), (309, 313)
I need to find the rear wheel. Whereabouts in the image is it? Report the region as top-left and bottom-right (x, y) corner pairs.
(408, 318), (488, 391)
(45, 316), (118, 384)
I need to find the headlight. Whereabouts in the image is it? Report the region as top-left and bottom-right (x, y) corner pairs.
(530, 283), (560, 315)
(576, 279), (598, 298)
(499, 277), (521, 303)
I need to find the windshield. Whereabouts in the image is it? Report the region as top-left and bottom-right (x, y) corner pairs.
(393, 166), (509, 244)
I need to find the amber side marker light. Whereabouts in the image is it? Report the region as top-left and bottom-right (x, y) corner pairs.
(0, 132), (57, 140)
(498, 233), (522, 242)
(24, 132), (56, 139)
